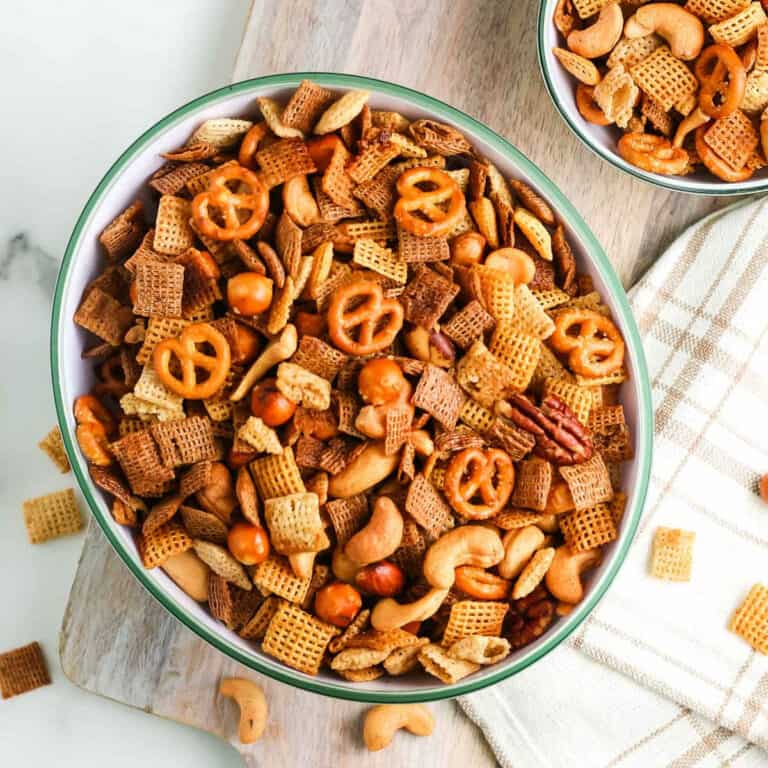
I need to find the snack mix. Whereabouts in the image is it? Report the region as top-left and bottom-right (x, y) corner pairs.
(553, 0), (768, 181)
(72, 80), (633, 683)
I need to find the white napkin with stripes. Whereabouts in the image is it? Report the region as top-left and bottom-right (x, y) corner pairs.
(459, 196), (768, 767)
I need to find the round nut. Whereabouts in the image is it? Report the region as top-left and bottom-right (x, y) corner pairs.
(355, 561), (406, 596)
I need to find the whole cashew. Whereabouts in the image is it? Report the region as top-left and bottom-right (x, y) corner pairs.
(624, 3), (704, 61)
(567, 3), (623, 59)
(408, 429), (434, 456)
(161, 549), (210, 601)
(219, 678), (268, 745)
(498, 526), (546, 579)
(230, 324), (298, 401)
(363, 704), (435, 752)
(328, 441), (400, 498)
(371, 587), (449, 631)
(545, 545), (602, 604)
(422, 526), (504, 589)
(345, 496), (404, 565)
(289, 550), (316, 579)
(673, 107), (710, 148)
(332, 546), (359, 582)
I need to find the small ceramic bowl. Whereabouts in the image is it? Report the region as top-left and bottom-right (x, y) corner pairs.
(51, 72), (653, 703)
(537, 0), (768, 196)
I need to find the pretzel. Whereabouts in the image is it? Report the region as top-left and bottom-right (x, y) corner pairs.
(327, 280), (404, 356)
(191, 164), (269, 241)
(238, 122), (270, 168)
(153, 322), (232, 399)
(575, 84), (611, 125)
(695, 125), (754, 180)
(617, 133), (690, 175)
(550, 309), (625, 379)
(695, 44), (747, 119)
(444, 447), (515, 520)
(394, 167), (466, 237)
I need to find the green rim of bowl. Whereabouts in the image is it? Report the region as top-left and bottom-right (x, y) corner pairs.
(51, 72), (653, 703)
(536, 2), (768, 197)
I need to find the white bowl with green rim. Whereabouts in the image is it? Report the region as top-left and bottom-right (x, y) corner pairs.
(51, 72), (653, 703)
(537, 0), (768, 195)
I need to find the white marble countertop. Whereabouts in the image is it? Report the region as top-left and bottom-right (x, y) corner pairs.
(0, 2), (249, 764)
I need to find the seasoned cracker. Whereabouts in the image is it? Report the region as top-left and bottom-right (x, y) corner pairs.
(23, 489), (82, 544)
(650, 527), (695, 581)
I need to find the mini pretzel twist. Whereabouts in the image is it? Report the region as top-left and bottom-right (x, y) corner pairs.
(327, 280), (404, 356)
(394, 167), (466, 237)
(153, 322), (231, 400)
(191, 164), (269, 241)
(695, 44), (746, 120)
(550, 308), (625, 378)
(444, 447), (514, 520)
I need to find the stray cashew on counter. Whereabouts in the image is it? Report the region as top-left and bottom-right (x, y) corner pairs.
(363, 704), (435, 751)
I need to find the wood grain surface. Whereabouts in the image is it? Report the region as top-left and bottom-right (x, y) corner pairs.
(60, 524), (497, 767)
(60, 2), (746, 766)
(234, 0), (742, 287)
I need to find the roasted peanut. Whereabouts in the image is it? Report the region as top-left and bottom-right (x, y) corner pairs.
(315, 582), (363, 627)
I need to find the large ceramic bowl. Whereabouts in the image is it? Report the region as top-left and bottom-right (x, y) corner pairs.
(51, 72), (653, 702)
(538, 0), (768, 196)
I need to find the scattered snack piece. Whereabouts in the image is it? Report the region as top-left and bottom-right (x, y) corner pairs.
(66, 80), (635, 686)
(38, 426), (70, 473)
(219, 678), (268, 745)
(23, 489), (83, 544)
(0, 642), (51, 699)
(552, 2), (768, 183)
(759, 473), (768, 503)
(650, 527), (695, 581)
(729, 584), (768, 653)
(363, 704), (435, 751)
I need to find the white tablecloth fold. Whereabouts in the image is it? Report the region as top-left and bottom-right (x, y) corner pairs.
(459, 196), (768, 768)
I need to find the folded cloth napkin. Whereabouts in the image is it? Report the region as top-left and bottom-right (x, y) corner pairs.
(459, 196), (768, 768)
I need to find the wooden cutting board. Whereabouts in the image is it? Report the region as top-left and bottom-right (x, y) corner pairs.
(59, 1), (740, 765)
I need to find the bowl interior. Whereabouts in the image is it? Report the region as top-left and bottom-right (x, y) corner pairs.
(537, 0), (768, 196)
(52, 73), (653, 702)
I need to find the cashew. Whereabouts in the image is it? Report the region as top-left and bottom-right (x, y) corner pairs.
(673, 107), (710, 148)
(332, 546), (360, 582)
(498, 526), (546, 579)
(289, 551), (316, 579)
(161, 549), (210, 601)
(371, 587), (449, 631)
(196, 462), (237, 523)
(624, 3), (704, 61)
(408, 429), (434, 456)
(363, 704), (435, 752)
(544, 545), (602, 604)
(345, 496), (404, 565)
(422, 526), (504, 589)
(282, 174), (319, 227)
(219, 678), (268, 745)
(328, 441), (400, 498)
(567, 3), (623, 59)
(536, 514), (560, 533)
(230, 324), (298, 401)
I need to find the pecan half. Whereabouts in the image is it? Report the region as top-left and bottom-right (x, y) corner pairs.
(498, 394), (593, 466)
(505, 585), (555, 649)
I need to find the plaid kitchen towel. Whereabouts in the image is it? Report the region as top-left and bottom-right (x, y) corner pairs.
(459, 196), (768, 767)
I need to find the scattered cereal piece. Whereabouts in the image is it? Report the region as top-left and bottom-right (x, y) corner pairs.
(650, 527), (695, 581)
(22, 489), (82, 544)
(0, 642), (51, 699)
(729, 584), (768, 654)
